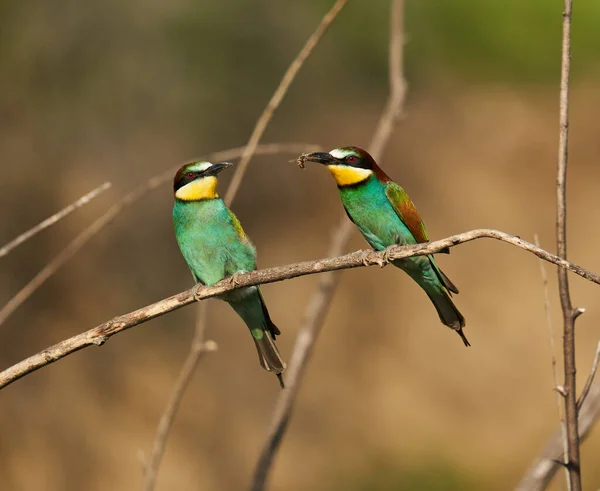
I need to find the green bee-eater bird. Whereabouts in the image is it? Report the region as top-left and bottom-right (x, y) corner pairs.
(172, 161), (286, 387)
(299, 147), (469, 346)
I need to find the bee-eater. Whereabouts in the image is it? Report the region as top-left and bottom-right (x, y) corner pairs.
(172, 161), (286, 387)
(299, 147), (469, 346)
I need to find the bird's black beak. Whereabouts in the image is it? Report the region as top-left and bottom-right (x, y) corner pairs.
(301, 152), (336, 165)
(206, 161), (234, 176)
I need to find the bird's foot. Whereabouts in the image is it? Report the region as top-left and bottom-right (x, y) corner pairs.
(372, 256), (386, 268)
(228, 273), (243, 289)
(193, 284), (203, 302)
(382, 245), (396, 266)
(361, 250), (373, 267)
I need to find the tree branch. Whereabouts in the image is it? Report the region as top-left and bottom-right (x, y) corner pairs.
(2, 229), (598, 393)
(516, 341), (600, 491)
(140, 1), (348, 487)
(0, 181), (111, 259)
(555, 0), (580, 489)
(534, 234), (570, 489)
(223, 0), (349, 206)
(250, 1), (407, 489)
(141, 304), (216, 491)
(0, 143), (320, 328)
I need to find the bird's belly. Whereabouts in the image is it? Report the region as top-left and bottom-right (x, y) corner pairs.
(178, 235), (229, 285)
(175, 225), (254, 286)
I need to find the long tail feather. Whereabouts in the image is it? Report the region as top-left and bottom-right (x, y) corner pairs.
(253, 332), (286, 376)
(426, 288), (470, 347)
(228, 287), (287, 387)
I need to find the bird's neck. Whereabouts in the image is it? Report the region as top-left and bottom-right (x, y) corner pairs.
(175, 177), (219, 201)
(327, 165), (373, 187)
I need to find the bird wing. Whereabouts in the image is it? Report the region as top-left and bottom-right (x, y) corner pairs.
(227, 208), (250, 242)
(384, 181), (458, 293)
(222, 208), (257, 277)
(384, 181), (429, 244)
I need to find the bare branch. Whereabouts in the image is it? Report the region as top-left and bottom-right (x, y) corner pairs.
(0, 181), (111, 258)
(1, 229), (597, 397)
(517, 341), (600, 491)
(141, 3), (348, 486)
(534, 234), (570, 490)
(223, 0), (349, 206)
(555, 0), (580, 489)
(250, 2), (407, 489)
(1, 230), (577, 389)
(142, 304), (216, 491)
(577, 341), (600, 411)
(0, 143), (321, 328)
(0, 229), (578, 391)
(369, 0), (407, 155)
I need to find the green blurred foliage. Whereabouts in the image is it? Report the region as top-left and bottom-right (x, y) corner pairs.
(3, 0), (599, 138)
(333, 460), (477, 491)
(406, 0), (600, 83)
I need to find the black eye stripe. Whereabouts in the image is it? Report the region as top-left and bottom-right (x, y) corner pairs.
(175, 171), (200, 191)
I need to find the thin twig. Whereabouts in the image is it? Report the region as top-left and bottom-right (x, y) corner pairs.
(517, 342), (600, 491)
(0, 228), (599, 392)
(555, 1), (581, 489)
(534, 234), (570, 491)
(223, 0), (348, 206)
(250, 2), (407, 489)
(577, 341), (600, 411)
(141, 3), (347, 486)
(142, 305), (216, 491)
(0, 182), (112, 258)
(0, 143), (321, 328)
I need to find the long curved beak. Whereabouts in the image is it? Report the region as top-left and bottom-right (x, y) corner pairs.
(207, 161), (234, 176)
(301, 152), (335, 165)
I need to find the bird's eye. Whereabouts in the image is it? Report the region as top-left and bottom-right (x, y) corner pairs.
(186, 172), (195, 179)
(346, 155), (357, 164)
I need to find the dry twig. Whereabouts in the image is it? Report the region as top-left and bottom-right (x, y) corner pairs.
(0, 143), (320, 328)
(223, 0), (349, 205)
(577, 341), (600, 411)
(555, 1), (581, 488)
(141, 2), (346, 487)
(250, 1), (407, 489)
(534, 234), (570, 490)
(6, 228), (599, 391)
(517, 341), (600, 491)
(0, 182), (112, 259)
(142, 305), (216, 491)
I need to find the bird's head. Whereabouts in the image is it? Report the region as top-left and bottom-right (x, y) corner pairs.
(299, 146), (387, 186)
(174, 161), (233, 201)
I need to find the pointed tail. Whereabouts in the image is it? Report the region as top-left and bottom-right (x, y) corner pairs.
(253, 332), (286, 388)
(227, 287), (287, 387)
(426, 287), (470, 347)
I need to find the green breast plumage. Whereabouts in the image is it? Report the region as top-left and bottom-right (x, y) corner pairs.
(173, 198), (256, 286)
(338, 176), (417, 251)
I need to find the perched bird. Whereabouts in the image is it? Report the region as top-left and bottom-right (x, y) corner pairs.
(172, 161), (286, 387)
(299, 147), (469, 346)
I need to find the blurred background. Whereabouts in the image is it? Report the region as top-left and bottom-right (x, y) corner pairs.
(2, 0), (600, 489)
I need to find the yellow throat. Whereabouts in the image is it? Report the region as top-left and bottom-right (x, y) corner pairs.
(175, 176), (218, 201)
(327, 165), (373, 186)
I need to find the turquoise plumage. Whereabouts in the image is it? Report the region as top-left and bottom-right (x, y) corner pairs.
(300, 147), (469, 346)
(172, 161), (286, 387)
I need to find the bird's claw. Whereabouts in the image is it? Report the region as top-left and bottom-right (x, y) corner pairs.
(373, 256), (386, 268)
(228, 273), (243, 288)
(193, 284), (203, 302)
(361, 251), (372, 267)
(382, 246), (395, 265)
(371, 246), (394, 268)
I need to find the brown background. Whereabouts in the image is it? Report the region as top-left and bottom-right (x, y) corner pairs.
(1, 1), (600, 490)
